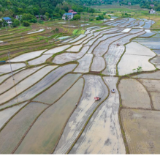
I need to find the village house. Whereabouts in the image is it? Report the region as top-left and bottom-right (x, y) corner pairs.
(35, 15), (46, 20)
(149, 9), (156, 14)
(2, 17), (12, 26)
(62, 13), (74, 20)
(68, 9), (77, 15)
(15, 15), (22, 20)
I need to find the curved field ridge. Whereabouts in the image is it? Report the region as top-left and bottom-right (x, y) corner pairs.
(8, 50), (47, 62)
(91, 57), (105, 72)
(119, 79), (151, 109)
(150, 56), (160, 69)
(70, 77), (125, 154)
(54, 75), (108, 154)
(93, 33), (126, 57)
(44, 45), (71, 55)
(0, 74), (13, 84)
(74, 54), (93, 73)
(69, 35), (86, 43)
(74, 34), (93, 45)
(139, 79), (160, 110)
(34, 73), (81, 104)
(0, 102), (27, 130)
(0, 66), (43, 94)
(15, 79), (84, 154)
(88, 33), (123, 55)
(0, 64), (77, 109)
(0, 66), (57, 104)
(132, 70), (160, 80)
(66, 45), (83, 52)
(0, 63), (26, 75)
(118, 42), (156, 76)
(103, 32), (145, 75)
(0, 102), (48, 154)
(52, 46), (90, 64)
(28, 55), (51, 65)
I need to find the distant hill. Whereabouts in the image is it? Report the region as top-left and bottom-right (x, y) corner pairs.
(71, 0), (160, 11)
(0, 0), (159, 19)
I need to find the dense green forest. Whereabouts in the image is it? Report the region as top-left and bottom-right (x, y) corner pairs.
(0, 0), (160, 20)
(0, 0), (96, 27)
(0, 0), (94, 18)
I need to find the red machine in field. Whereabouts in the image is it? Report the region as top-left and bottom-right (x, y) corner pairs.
(94, 97), (101, 101)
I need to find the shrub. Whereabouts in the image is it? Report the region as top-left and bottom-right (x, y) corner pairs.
(89, 18), (94, 21)
(12, 19), (20, 27)
(23, 21), (30, 27)
(96, 14), (104, 20)
(73, 14), (81, 20)
(52, 28), (59, 33)
(30, 18), (37, 23)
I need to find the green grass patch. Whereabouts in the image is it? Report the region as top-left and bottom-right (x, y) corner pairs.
(90, 20), (104, 24)
(73, 29), (85, 35)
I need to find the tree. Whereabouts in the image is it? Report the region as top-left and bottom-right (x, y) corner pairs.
(23, 21), (30, 27)
(96, 14), (104, 20)
(12, 19), (20, 27)
(22, 13), (34, 21)
(0, 19), (3, 28)
(2, 19), (8, 27)
(65, 15), (68, 20)
(45, 12), (49, 18)
(73, 14), (81, 20)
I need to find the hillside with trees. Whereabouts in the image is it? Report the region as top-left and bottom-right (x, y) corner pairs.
(0, 0), (90, 19)
(70, 0), (160, 11)
(0, 0), (160, 20)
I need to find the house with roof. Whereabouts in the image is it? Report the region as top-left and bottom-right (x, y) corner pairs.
(35, 15), (46, 20)
(15, 15), (22, 20)
(2, 17), (12, 26)
(149, 9), (156, 14)
(62, 13), (74, 20)
(68, 9), (77, 15)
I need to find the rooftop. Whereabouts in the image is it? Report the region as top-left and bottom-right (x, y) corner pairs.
(64, 13), (73, 16)
(3, 17), (11, 21)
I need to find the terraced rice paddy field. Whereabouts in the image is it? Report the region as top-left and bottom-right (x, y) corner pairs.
(0, 17), (160, 154)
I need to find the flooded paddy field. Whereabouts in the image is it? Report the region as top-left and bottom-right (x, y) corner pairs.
(70, 77), (125, 154)
(15, 79), (83, 154)
(91, 57), (105, 72)
(54, 75), (108, 154)
(134, 31), (160, 50)
(118, 42), (156, 75)
(9, 50), (47, 62)
(139, 30), (155, 38)
(0, 66), (57, 104)
(0, 66), (43, 94)
(0, 63), (26, 75)
(0, 102), (48, 154)
(74, 54), (93, 73)
(0, 17), (160, 154)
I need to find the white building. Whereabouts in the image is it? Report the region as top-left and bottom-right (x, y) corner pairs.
(62, 13), (73, 20)
(149, 9), (156, 14)
(15, 15), (22, 20)
(2, 17), (12, 26)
